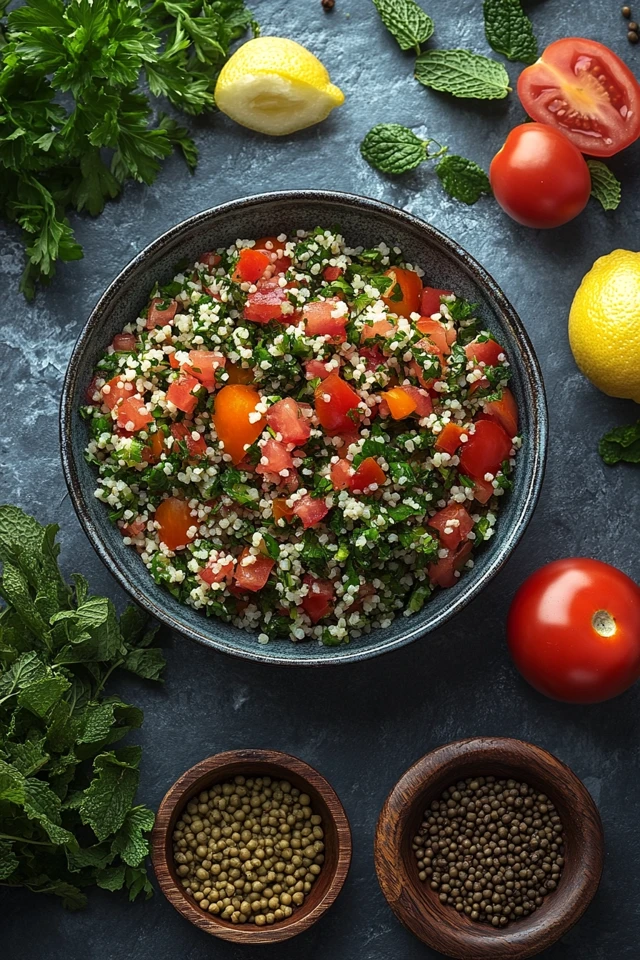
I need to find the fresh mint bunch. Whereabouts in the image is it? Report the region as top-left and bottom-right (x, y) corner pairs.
(587, 160), (622, 211)
(0, 0), (256, 298)
(483, 0), (538, 65)
(0, 506), (165, 908)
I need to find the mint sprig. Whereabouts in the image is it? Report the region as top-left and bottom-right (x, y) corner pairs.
(483, 0), (538, 65)
(587, 160), (622, 212)
(0, 506), (165, 908)
(415, 48), (511, 99)
(371, 0), (434, 54)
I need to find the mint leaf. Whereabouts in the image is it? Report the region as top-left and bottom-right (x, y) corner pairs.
(415, 49), (511, 99)
(0, 839), (19, 880)
(371, 0), (434, 53)
(110, 805), (155, 867)
(483, 0), (537, 64)
(18, 673), (70, 717)
(96, 863), (127, 891)
(599, 421), (640, 465)
(361, 123), (427, 174)
(80, 749), (141, 841)
(436, 155), (492, 204)
(588, 160), (622, 211)
(122, 648), (166, 682)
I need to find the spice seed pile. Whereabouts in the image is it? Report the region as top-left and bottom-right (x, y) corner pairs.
(413, 776), (565, 927)
(173, 775), (324, 924)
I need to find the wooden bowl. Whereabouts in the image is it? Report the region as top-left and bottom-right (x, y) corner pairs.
(374, 737), (604, 960)
(151, 749), (352, 943)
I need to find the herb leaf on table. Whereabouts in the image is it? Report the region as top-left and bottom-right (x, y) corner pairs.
(599, 421), (640, 464)
(436, 155), (492, 205)
(483, 0), (538, 65)
(415, 49), (511, 99)
(371, 0), (434, 54)
(360, 123), (428, 173)
(588, 160), (622, 211)
(0, 506), (165, 908)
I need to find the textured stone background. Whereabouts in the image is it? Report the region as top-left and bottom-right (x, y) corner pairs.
(1, 0), (640, 957)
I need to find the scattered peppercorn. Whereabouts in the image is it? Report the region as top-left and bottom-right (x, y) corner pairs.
(412, 776), (565, 928)
(172, 775), (324, 924)
(321, 0), (335, 9)
(623, 5), (632, 17)
(629, 30), (639, 41)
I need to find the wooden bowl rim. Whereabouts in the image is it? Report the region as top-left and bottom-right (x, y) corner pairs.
(374, 737), (604, 960)
(151, 748), (352, 943)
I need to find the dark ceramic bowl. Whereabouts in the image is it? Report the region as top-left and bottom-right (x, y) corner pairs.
(61, 190), (547, 666)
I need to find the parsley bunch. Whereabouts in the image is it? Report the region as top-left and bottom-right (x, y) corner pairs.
(0, 0), (256, 297)
(0, 506), (166, 908)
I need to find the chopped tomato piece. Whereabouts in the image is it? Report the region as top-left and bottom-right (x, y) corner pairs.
(465, 338), (504, 367)
(303, 298), (347, 340)
(116, 396), (154, 432)
(302, 574), (335, 624)
(226, 363), (254, 384)
(86, 375), (101, 405)
(350, 457), (386, 493)
(459, 420), (512, 480)
(256, 438), (294, 476)
(232, 247), (270, 283)
(410, 336), (445, 388)
(143, 429), (166, 464)
(102, 375), (134, 410)
(272, 498), (294, 525)
(243, 278), (288, 323)
(435, 422), (465, 455)
(167, 374), (200, 416)
(382, 267), (422, 318)
(415, 318), (451, 355)
(266, 398), (311, 445)
(147, 298), (178, 330)
(212, 384), (265, 464)
(199, 251), (221, 269)
(323, 265), (343, 282)
(254, 236), (292, 272)
(121, 519), (145, 538)
(428, 541), (473, 588)
(292, 495), (330, 529)
(420, 286), (453, 316)
(155, 497), (195, 551)
(401, 384), (433, 417)
(169, 353), (180, 369)
(358, 345), (385, 372)
(305, 359), (334, 380)
(471, 476), (494, 504)
(199, 557), (235, 584)
(330, 459), (353, 490)
(171, 422), (207, 457)
(429, 504), (474, 551)
(112, 333), (136, 352)
(186, 350), (226, 391)
(383, 386), (417, 420)
(479, 388), (518, 439)
(361, 318), (396, 341)
(234, 547), (275, 592)
(314, 373), (361, 436)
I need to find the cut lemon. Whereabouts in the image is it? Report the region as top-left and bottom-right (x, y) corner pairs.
(215, 36), (345, 136)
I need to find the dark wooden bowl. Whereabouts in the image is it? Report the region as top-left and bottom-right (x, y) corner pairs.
(374, 737), (604, 960)
(151, 749), (352, 943)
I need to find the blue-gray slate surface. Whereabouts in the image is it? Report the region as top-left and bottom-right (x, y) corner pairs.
(1, 0), (639, 957)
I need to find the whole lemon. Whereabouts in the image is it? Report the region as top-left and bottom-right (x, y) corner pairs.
(569, 249), (640, 403)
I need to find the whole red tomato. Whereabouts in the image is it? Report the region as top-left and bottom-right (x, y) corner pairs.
(489, 123), (591, 229)
(507, 558), (640, 703)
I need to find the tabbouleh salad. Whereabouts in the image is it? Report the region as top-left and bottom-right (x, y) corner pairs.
(83, 228), (521, 646)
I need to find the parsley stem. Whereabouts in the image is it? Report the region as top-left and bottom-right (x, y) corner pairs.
(0, 833), (55, 848)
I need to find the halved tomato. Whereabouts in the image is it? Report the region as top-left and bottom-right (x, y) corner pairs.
(243, 278), (288, 323)
(256, 438), (294, 476)
(155, 497), (195, 551)
(459, 420), (512, 480)
(382, 267), (422, 318)
(116, 396), (153, 432)
(428, 504), (474, 551)
(167, 374), (200, 416)
(435, 422), (465, 454)
(330, 459), (353, 490)
(302, 574), (335, 624)
(171, 422), (207, 457)
(518, 38), (640, 157)
(232, 248), (270, 283)
(266, 398), (311, 444)
(479, 388), (519, 438)
(420, 286), (453, 316)
(234, 548), (274, 591)
(350, 457), (386, 493)
(303, 298), (347, 340)
(314, 373), (361, 436)
(292, 495), (330, 529)
(147, 298), (178, 330)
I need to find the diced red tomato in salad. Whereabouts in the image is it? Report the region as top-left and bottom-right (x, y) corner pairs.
(292, 495), (330, 529)
(459, 420), (512, 480)
(428, 504), (474, 551)
(303, 298), (347, 341)
(199, 557), (235, 584)
(361, 319), (396, 341)
(121, 519), (145, 538)
(415, 318), (451, 355)
(478, 388), (518, 439)
(112, 333), (136, 352)
(243, 278), (289, 323)
(147, 298), (178, 330)
(171, 422), (207, 457)
(382, 267), (422, 318)
(143, 430), (166, 464)
(420, 286), (453, 316)
(470, 476), (495, 504)
(272, 498), (294, 525)
(400, 384), (433, 417)
(102, 375), (134, 411)
(435, 422), (465, 455)
(330, 458), (353, 490)
(323, 265), (343, 282)
(254, 236), (292, 272)
(167, 374), (200, 416)
(314, 373), (361, 436)
(266, 398), (311, 444)
(428, 541), (473, 588)
(256, 438), (294, 476)
(465, 338), (504, 367)
(302, 574), (335, 623)
(185, 350), (225, 390)
(350, 457), (386, 493)
(232, 247), (271, 284)
(233, 548), (275, 591)
(305, 359), (334, 380)
(199, 251), (221, 270)
(116, 396), (154, 432)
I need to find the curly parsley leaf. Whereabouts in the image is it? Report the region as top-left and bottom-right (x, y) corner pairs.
(415, 48), (511, 99)
(483, 0), (537, 64)
(436, 154), (492, 205)
(599, 420), (640, 465)
(360, 123), (427, 174)
(371, 0), (434, 53)
(587, 160), (622, 211)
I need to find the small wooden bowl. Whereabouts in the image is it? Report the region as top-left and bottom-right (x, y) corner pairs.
(374, 737), (604, 960)
(151, 748), (352, 944)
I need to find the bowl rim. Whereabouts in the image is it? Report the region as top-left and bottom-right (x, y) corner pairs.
(373, 736), (604, 960)
(60, 188), (548, 667)
(150, 748), (352, 943)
